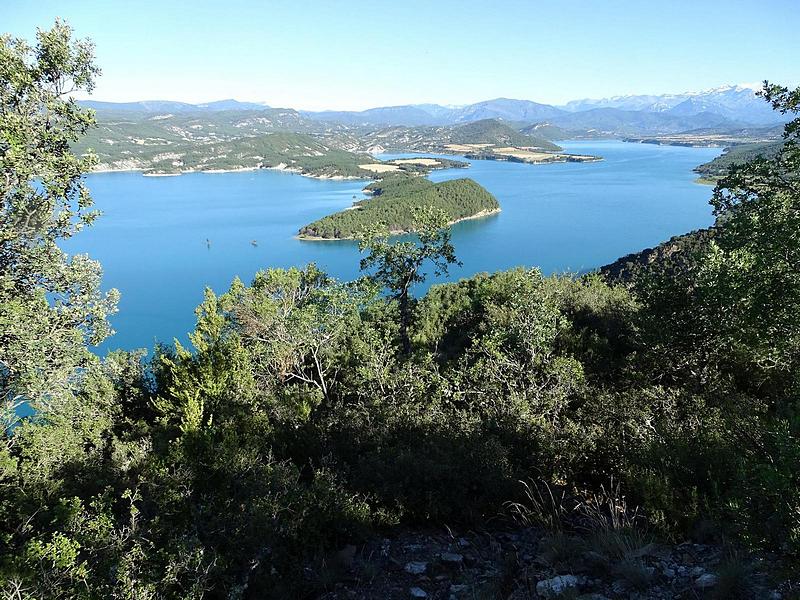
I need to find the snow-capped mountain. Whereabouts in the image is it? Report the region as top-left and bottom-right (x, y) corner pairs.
(562, 84), (779, 124)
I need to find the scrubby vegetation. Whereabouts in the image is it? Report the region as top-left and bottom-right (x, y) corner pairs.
(358, 119), (563, 155)
(694, 139), (784, 178)
(2, 24), (799, 599)
(298, 176), (499, 239)
(448, 119), (561, 150)
(76, 119), (380, 177)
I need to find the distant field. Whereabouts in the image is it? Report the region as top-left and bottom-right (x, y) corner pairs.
(444, 143), (494, 153)
(393, 158), (442, 166)
(492, 147), (554, 161)
(359, 163), (401, 173)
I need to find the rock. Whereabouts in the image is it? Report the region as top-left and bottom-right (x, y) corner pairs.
(457, 537), (470, 548)
(409, 587), (428, 599)
(440, 552), (464, 565)
(695, 573), (719, 589)
(405, 561), (428, 575)
(690, 566), (705, 577)
(536, 575), (579, 598)
(449, 583), (469, 597)
(662, 567), (676, 578)
(630, 543), (658, 558)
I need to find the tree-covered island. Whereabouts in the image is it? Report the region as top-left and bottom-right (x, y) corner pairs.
(297, 176), (500, 240)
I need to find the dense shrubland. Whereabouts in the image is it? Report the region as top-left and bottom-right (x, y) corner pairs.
(2, 23), (799, 599)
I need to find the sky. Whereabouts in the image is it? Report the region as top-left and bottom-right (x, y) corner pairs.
(2, 0), (798, 111)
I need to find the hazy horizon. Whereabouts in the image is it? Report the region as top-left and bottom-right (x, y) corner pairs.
(76, 82), (772, 113)
(3, 0), (798, 111)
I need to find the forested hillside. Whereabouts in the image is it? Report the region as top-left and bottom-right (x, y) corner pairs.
(74, 113), (380, 177)
(360, 118), (562, 153)
(694, 139), (785, 177)
(448, 119), (560, 150)
(2, 23), (799, 600)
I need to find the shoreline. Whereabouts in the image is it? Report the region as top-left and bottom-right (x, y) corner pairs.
(463, 152), (603, 165)
(296, 207), (501, 242)
(376, 147), (603, 165)
(90, 164), (367, 181)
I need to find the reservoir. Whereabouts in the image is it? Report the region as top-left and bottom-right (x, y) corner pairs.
(64, 140), (721, 351)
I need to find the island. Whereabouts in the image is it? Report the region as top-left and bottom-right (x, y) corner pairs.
(297, 176), (500, 240)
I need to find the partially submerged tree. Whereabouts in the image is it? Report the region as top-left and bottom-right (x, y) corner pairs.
(0, 20), (118, 415)
(358, 206), (460, 354)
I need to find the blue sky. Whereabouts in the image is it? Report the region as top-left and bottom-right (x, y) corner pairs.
(2, 0), (798, 110)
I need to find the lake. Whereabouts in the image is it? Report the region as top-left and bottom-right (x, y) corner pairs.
(64, 141), (721, 352)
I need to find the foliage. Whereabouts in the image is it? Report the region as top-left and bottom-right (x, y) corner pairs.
(359, 207), (460, 354)
(694, 139), (784, 177)
(0, 21), (118, 414)
(448, 118), (561, 150)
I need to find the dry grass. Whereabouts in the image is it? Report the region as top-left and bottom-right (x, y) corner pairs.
(358, 163), (400, 173)
(492, 148), (558, 161)
(444, 143), (494, 152)
(392, 158), (440, 166)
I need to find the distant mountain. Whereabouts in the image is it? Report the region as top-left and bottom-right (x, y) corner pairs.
(302, 98), (565, 127)
(80, 83), (786, 137)
(450, 98), (565, 123)
(80, 100), (200, 112)
(547, 108), (744, 136)
(449, 118), (558, 149)
(302, 105), (443, 127)
(79, 99), (271, 113)
(358, 119), (561, 153)
(563, 84), (784, 125)
(195, 99), (271, 111)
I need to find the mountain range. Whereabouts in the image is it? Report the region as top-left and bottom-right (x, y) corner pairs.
(562, 84), (780, 125)
(298, 84), (783, 128)
(79, 84), (787, 135)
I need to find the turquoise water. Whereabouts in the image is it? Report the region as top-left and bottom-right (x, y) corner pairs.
(64, 141), (721, 352)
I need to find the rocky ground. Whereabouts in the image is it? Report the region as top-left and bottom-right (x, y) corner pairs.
(313, 526), (796, 599)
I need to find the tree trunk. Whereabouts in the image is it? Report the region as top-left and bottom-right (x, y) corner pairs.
(398, 287), (412, 356)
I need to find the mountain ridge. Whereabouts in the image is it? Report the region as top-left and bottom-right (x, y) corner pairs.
(77, 83), (789, 135)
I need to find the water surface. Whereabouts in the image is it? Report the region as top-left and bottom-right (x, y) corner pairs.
(65, 141), (721, 351)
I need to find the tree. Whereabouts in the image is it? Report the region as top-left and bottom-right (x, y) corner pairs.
(704, 81), (800, 395)
(227, 265), (366, 406)
(358, 206), (460, 355)
(0, 20), (118, 417)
